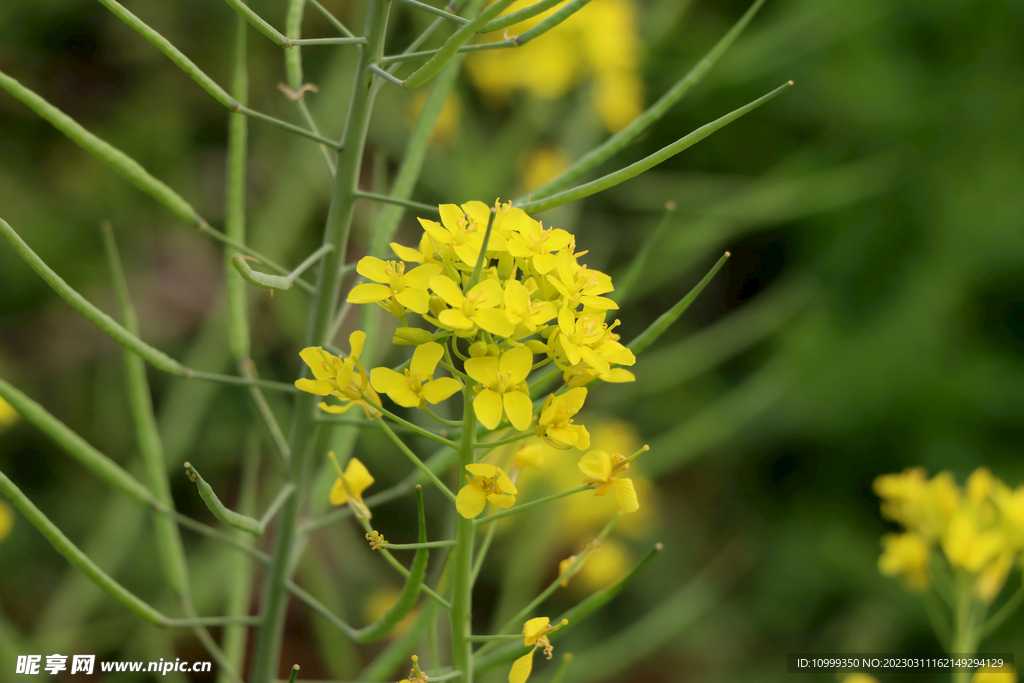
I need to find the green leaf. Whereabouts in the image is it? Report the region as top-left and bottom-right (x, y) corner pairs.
(628, 251), (731, 355)
(515, 82), (794, 214)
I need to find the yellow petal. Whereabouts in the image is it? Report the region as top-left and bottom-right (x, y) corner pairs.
(500, 347), (533, 385)
(421, 377), (463, 404)
(465, 356), (500, 385)
(557, 306), (575, 335)
(419, 217), (450, 243)
(574, 424), (591, 450)
(299, 347), (334, 380)
(402, 263), (443, 290)
(579, 451), (612, 481)
(579, 346), (611, 375)
(614, 477), (639, 513)
(504, 279), (531, 315)
(318, 401), (356, 414)
(370, 367), (406, 394)
(559, 335), (582, 366)
(395, 287), (430, 315)
(329, 477), (349, 506)
(356, 256), (390, 283)
(454, 241), (483, 267)
(439, 204), (465, 233)
(295, 378), (333, 396)
(470, 278), (505, 306)
(503, 391), (534, 432)
(509, 653), (533, 683)
(466, 463), (500, 479)
(430, 275), (465, 307)
(343, 458), (375, 497)
(494, 471), (518, 495)
(439, 309), (476, 330)
(462, 200), (490, 227)
(561, 387), (587, 412)
(348, 330), (367, 359)
(473, 308), (516, 338)
(580, 295), (619, 310)
(411, 342), (445, 378)
(390, 241), (424, 263)
(487, 493), (516, 508)
(456, 482), (488, 518)
(347, 283), (392, 304)
(533, 252), (557, 274)
(523, 617), (550, 642)
(474, 389), (504, 430)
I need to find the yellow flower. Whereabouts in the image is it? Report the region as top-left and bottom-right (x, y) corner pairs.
(370, 342), (462, 408)
(0, 501), (13, 543)
(295, 331), (381, 417)
(0, 396), (18, 429)
(465, 347), (534, 430)
(327, 452), (374, 520)
(972, 671), (1017, 683)
(430, 276), (515, 338)
(398, 655), (428, 683)
(578, 450), (639, 513)
(466, 0), (642, 133)
(509, 617), (567, 683)
(504, 279), (557, 338)
(418, 201), (493, 267)
(346, 257), (442, 317)
(874, 468), (959, 539)
(547, 248), (617, 313)
(521, 146), (571, 192)
(505, 216), (574, 275)
(878, 532), (930, 590)
(840, 675), (880, 683)
(975, 551), (1014, 602)
(535, 388), (589, 450)
(456, 463), (517, 519)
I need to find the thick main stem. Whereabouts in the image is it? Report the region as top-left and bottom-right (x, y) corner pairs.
(249, 2), (389, 681)
(450, 386), (477, 682)
(951, 576), (979, 683)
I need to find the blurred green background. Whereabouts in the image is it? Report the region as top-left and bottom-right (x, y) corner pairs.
(1, 0), (1022, 681)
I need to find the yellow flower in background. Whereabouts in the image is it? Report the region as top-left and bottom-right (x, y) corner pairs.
(535, 388), (589, 449)
(520, 146), (572, 193)
(874, 467), (959, 540)
(465, 346), (534, 430)
(408, 91), (461, 145)
(878, 532), (930, 590)
(558, 538), (630, 591)
(0, 501), (13, 542)
(295, 332), (382, 417)
(363, 585), (417, 637)
(468, 0), (643, 132)
(509, 617), (567, 683)
(839, 675), (880, 683)
(328, 452), (375, 519)
(972, 669), (1017, 683)
(579, 449), (640, 513)
(346, 257), (442, 317)
(457, 463), (518, 518)
(370, 342), (462, 408)
(0, 396), (18, 428)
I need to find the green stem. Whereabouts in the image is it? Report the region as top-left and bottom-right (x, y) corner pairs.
(226, 12), (250, 361)
(308, 0), (355, 37)
(451, 385), (478, 682)
(383, 540), (457, 549)
(249, 2), (391, 679)
(474, 432), (533, 450)
(364, 395), (459, 449)
(980, 582), (1024, 639)
(394, 0), (470, 24)
(951, 576), (980, 683)
(474, 486), (590, 525)
(221, 0), (291, 46)
(102, 224), (191, 601)
(481, 0), (562, 32)
(374, 416), (458, 502)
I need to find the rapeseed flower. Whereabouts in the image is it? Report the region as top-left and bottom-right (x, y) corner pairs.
(465, 346), (534, 430)
(327, 452), (375, 520)
(295, 331), (381, 417)
(0, 502), (13, 543)
(457, 463), (517, 519)
(418, 202), (492, 267)
(346, 257), (441, 317)
(535, 388), (589, 450)
(370, 341), (462, 408)
(430, 276), (515, 337)
(509, 617), (568, 683)
(578, 449), (641, 513)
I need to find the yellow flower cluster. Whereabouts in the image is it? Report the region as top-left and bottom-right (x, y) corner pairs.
(297, 201), (642, 519)
(467, 0), (643, 132)
(875, 468), (1024, 602)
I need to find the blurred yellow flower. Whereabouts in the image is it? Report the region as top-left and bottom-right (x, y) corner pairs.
(467, 0), (643, 132)
(408, 91), (460, 145)
(363, 585), (416, 637)
(457, 463), (517, 518)
(370, 341), (462, 408)
(878, 532), (930, 590)
(328, 452), (375, 520)
(0, 502), (13, 543)
(520, 146), (572, 193)
(839, 675), (879, 683)
(972, 671), (1017, 683)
